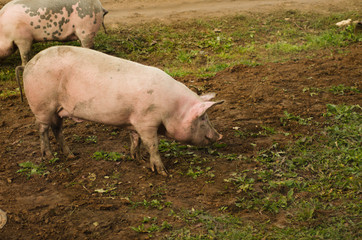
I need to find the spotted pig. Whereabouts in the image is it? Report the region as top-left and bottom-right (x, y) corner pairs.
(0, 0), (107, 65)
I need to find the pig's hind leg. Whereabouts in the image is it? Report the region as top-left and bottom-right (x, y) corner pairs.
(130, 131), (143, 162)
(14, 38), (32, 66)
(37, 113), (74, 160)
(51, 115), (75, 159)
(37, 121), (52, 160)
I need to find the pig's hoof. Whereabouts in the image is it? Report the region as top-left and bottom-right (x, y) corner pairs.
(41, 152), (53, 161)
(158, 168), (168, 176)
(151, 163), (168, 176)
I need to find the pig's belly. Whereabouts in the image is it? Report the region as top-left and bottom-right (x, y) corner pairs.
(32, 26), (78, 42)
(57, 103), (134, 128)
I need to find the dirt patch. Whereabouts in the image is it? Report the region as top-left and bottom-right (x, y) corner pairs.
(103, 0), (362, 26)
(1, 0), (361, 26)
(0, 43), (361, 238)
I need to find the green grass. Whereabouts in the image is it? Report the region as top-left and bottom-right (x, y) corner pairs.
(163, 104), (361, 239)
(91, 10), (361, 78)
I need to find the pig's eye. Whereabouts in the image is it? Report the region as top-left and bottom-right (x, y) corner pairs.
(200, 114), (206, 121)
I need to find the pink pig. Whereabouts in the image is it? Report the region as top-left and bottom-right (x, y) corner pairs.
(22, 46), (224, 176)
(0, 0), (107, 65)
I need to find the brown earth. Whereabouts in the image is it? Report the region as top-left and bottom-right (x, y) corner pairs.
(101, 0), (362, 26)
(1, 0), (361, 25)
(0, 0), (362, 239)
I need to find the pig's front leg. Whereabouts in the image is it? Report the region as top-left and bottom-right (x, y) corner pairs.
(137, 127), (168, 176)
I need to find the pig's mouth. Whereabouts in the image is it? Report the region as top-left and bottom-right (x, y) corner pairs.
(204, 135), (216, 144)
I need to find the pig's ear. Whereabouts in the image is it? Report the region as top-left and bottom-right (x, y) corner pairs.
(200, 92), (216, 101)
(188, 101), (224, 121)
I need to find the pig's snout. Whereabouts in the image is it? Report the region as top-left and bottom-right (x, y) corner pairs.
(204, 131), (222, 145)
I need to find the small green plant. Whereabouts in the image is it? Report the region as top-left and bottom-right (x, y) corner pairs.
(280, 111), (312, 126)
(132, 199), (172, 210)
(260, 125), (277, 135)
(0, 88), (20, 100)
(85, 135), (98, 144)
(17, 162), (49, 178)
(131, 218), (172, 233)
(303, 86), (323, 96)
(158, 139), (190, 157)
(93, 151), (125, 162)
(94, 185), (118, 195)
(219, 153), (241, 161)
(49, 152), (59, 164)
(234, 128), (248, 139)
(72, 134), (82, 142)
(328, 84), (360, 95)
(303, 85), (360, 97)
(224, 172), (255, 192)
(186, 166), (214, 179)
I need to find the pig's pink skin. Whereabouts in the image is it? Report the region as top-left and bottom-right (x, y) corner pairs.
(0, 0), (105, 65)
(23, 46), (223, 176)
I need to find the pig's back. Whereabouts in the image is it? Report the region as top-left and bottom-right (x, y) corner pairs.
(25, 46), (194, 98)
(24, 46), (199, 124)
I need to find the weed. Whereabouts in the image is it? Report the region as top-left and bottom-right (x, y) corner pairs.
(224, 172), (255, 193)
(158, 139), (192, 157)
(94, 186), (117, 194)
(93, 151), (126, 162)
(329, 84), (360, 95)
(85, 135), (97, 144)
(17, 162), (49, 178)
(219, 153), (241, 161)
(303, 85), (360, 96)
(49, 152), (59, 164)
(132, 199), (172, 210)
(186, 166), (214, 179)
(261, 125), (277, 135)
(303, 86), (323, 96)
(0, 88), (20, 100)
(72, 134), (82, 142)
(131, 218), (172, 233)
(280, 111), (313, 126)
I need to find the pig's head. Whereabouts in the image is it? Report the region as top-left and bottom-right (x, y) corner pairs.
(178, 93), (224, 146)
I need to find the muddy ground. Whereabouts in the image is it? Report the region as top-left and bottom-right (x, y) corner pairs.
(0, 0), (362, 239)
(0, 44), (360, 238)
